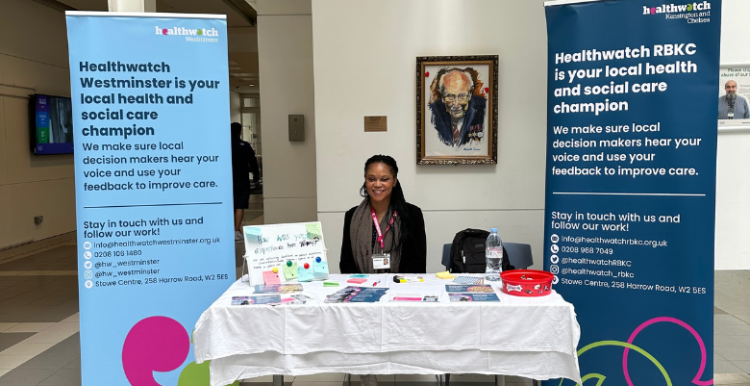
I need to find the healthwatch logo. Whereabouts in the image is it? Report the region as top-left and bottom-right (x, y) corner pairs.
(643, 1), (710, 14)
(154, 26), (219, 37)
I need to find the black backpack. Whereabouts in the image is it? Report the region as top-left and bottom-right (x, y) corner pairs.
(450, 228), (514, 273)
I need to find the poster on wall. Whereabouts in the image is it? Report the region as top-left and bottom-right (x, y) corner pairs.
(718, 65), (750, 127)
(416, 55), (498, 165)
(544, 0), (720, 385)
(66, 12), (236, 386)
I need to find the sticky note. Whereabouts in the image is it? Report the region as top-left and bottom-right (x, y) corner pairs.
(347, 278), (367, 284)
(298, 265), (314, 282)
(263, 270), (280, 285)
(323, 281), (339, 287)
(306, 223), (323, 239)
(313, 261), (329, 279)
(350, 274), (369, 278)
(436, 271), (456, 279)
(244, 227), (263, 244)
(283, 262), (298, 280)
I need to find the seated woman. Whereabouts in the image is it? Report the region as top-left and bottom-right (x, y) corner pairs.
(340, 155), (426, 274)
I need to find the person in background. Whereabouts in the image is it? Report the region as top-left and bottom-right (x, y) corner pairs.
(232, 122), (260, 241)
(340, 154), (427, 274)
(719, 80), (750, 120)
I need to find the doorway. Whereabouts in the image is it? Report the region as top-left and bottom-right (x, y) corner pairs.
(240, 95), (263, 225)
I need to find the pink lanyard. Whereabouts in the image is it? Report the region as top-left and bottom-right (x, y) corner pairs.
(371, 207), (397, 249)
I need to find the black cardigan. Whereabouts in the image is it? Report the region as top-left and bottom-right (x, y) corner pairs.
(339, 203), (427, 274)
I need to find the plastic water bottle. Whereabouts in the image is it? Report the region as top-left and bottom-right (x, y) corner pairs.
(485, 228), (503, 281)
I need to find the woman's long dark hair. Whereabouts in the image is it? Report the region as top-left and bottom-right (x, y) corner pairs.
(360, 155), (412, 251)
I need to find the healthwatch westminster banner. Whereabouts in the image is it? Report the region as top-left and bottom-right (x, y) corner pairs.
(66, 13), (235, 386)
(543, 1), (720, 385)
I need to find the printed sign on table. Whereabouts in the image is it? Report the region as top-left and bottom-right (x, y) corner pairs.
(243, 222), (328, 285)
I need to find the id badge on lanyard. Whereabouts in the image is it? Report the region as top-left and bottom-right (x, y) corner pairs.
(372, 253), (391, 269)
(371, 207), (397, 270)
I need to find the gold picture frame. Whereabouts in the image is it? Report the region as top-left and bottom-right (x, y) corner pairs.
(417, 55), (499, 165)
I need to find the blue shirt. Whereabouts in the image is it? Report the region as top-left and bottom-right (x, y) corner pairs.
(718, 94), (750, 119)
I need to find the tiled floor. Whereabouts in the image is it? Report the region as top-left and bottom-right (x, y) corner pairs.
(1, 203), (749, 386)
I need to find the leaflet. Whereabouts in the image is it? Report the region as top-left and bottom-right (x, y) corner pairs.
(445, 285), (495, 293)
(449, 293), (500, 302)
(231, 295), (282, 305)
(392, 295), (440, 302)
(253, 284), (303, 294)
(325, 286), (389, 303)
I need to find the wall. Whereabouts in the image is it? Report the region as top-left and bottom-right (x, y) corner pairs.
(0, 0), (75, 249)
(230, 91), (241, 124)
(312, 0), (548, 273)
(310, 0), (749, 272)
(715, 0), (750, 270)
(256, 0), (317, 224)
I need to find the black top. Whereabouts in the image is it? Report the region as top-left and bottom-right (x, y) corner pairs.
(339, 202), (427, 274)
(231, 137), (260, 188)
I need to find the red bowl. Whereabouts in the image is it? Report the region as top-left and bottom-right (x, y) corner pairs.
(501, 269), (554, 297)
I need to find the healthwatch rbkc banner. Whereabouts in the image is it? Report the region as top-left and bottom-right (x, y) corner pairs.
(544, 1), (720, 385)
(66, 12), (235, 385)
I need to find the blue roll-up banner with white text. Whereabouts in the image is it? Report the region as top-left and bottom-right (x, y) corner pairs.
(543, 1), (720, 385)
(66, 12), (235, 385)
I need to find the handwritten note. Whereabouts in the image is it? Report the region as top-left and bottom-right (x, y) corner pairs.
(282, 262), (299, 280)
(306, 223), (323, 240)
(245, 227), (263, 244)
(313, 261), (329, 279)
(298, 266), (314, 282)
(263, 270), (281, 285)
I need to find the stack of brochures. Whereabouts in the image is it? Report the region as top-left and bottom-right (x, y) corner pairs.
(391, 295), (440, 302)
(230, 285), (308, 306)
(231, 295), (282, 305)
(253, 284), (303, 294)
(324, 286), (389, 303)
(445, 285), (500, 302)
(452, 276), (484, 285)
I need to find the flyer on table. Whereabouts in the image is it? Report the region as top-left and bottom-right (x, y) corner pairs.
(544, 1), (720, 385)
(66, 12), (235, 386)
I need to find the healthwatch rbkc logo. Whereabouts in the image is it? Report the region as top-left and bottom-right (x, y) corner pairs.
(154, 26), (219, 37)
(643, 1), (710, 14)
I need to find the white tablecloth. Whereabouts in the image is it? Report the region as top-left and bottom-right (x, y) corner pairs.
(194, 274), (581, 386)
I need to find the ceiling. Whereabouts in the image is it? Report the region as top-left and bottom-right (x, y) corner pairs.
(58, 0), (260, 94)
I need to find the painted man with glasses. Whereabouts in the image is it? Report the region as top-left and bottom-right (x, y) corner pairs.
(428, 68), (487, 147)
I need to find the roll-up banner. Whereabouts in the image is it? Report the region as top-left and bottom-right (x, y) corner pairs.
(66, 12), (235, 385)
(543, 0), (720, 385)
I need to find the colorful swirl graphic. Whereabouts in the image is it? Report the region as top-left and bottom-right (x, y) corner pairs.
(559, 316), (711, 386)
(623, 317), (712, 386)
(122, 316), (239, 386)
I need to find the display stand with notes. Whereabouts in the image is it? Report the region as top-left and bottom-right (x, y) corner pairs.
(242, 222), (329, 286)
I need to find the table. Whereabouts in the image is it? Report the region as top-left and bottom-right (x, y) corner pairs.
(194, 274), (582, 386)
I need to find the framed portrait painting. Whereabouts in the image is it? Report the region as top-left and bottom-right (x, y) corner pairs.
(417, 55), (498, 165)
